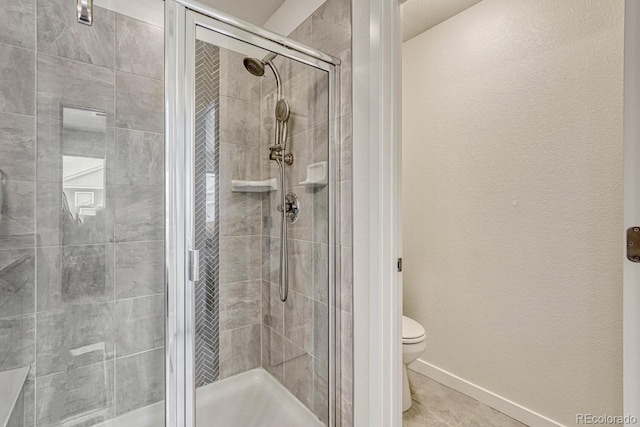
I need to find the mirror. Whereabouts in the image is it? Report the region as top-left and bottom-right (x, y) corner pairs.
(61, 106), (106, 225)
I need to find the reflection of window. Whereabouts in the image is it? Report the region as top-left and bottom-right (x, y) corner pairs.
(63, 156), (105, 220)
(75, 192), (94, 207)
(206, 173), (216, 222)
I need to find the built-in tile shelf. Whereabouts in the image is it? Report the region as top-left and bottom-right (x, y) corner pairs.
(231, 178), (278, 193)
(299, 161), (328, 187)
(0, 367), (29, 427)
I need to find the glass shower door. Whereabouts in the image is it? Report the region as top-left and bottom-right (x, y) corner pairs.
(166, 2), (339, 426)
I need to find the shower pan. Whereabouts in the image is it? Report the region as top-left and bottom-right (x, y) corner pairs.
(165, 1), (341, 426)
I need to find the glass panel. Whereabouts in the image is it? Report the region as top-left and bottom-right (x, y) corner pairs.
(0, 4), (165, 426)
(193, 27), (331, 426)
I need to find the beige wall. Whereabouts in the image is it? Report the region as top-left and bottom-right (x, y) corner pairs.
(402, 1), (624, 425)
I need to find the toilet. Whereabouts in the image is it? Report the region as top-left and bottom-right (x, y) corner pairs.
(402, 315), (427, 411)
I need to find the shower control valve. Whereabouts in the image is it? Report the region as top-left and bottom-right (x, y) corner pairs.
(277, 193), (300, 223)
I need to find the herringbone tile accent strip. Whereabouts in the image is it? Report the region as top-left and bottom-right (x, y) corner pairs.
(194, 40), (220, 387)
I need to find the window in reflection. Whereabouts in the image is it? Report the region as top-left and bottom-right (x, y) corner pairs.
(61, 106), (107, 226)
(63, 155), (105, 223)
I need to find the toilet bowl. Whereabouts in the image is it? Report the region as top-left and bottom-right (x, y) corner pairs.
(402, 315), (426, 412)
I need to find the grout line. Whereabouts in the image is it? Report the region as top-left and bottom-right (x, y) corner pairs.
(36, 49), (165, 85)
(0, 110), (36, 120)
(0, 39), (36, 53)
(112, 32), (118, 411)
(33, 240), (164, 250)
(115, 346), (165, 362)
(112, 24), (118, 408)
(114, 67), (165, 84)
(218, 322), (262, 335)
(32, 2), (39, 420)
(220, 278), (263, 288)
(36, 50), (116, 83)
(33, 115), (164, 138)
(112, 291), (165, 303)
(103, 6), (163, 30)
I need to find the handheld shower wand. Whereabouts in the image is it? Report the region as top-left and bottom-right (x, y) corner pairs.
(243, 54), (296, 302)
(0, 169), (5, 225)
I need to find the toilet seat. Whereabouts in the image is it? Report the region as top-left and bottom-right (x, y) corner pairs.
(402, 315), (426, 344)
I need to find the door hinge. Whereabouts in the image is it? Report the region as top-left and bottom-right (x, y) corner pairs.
(627, 227), (640, 263)
(189, 249), (200, 281)
(397, 257), (403, 272)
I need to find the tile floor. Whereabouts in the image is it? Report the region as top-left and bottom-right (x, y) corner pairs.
(403, 370), (528, 427)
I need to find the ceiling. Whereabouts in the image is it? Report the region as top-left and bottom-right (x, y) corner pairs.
(403, 0), (482, 42)
(183, 0), (481, 44)
(198, 0), (286, 25)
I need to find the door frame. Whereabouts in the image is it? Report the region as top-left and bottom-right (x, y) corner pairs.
(352, 0), (404, 425)
(624, 1), (640, 423)
(354, 0), (640, 425)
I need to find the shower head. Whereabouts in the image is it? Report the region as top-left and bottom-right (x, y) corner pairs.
(243, 52), (282, 100)
(242, 52), (278, 77)
(243, 57), (266, 76)
(275, 98), (290, 122)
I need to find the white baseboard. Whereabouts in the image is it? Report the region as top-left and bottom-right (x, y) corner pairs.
(408, 358), (566, 427)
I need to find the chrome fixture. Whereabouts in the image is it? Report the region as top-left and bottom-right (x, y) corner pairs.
(278, 193), (300, 223)
(243, 53), (295, 302)
(77, 0), (93, 26)
(242, 53), (277, 77)
(269, 99), (293, 165)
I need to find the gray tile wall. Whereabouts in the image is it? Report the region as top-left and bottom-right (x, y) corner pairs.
(194, 40), (220, 387)
(276, 0), (354, 425)
(0, 1), (165, 425)
(216, 48), (264, 379)
(259, 0), (353, 424)
(260, 62), (334, 422)
(0, 1), (352, 425)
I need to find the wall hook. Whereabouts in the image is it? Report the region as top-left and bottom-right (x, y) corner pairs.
(77, 0), (93, 26)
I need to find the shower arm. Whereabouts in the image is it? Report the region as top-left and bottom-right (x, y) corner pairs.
(265, 59), (282, 102)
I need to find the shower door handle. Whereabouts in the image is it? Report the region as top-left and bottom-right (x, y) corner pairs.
(188, 249), (200, 281)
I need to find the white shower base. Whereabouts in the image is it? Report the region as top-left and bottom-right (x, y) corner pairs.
(98, 368), (323, 427)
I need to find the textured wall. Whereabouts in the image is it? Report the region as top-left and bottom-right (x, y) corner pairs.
(402, 1), (624, 425)
(0, 0), (165, 425)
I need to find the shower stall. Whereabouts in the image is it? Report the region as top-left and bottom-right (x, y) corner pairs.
(0, 0), (341, 426)
(165, 1), (340, 425)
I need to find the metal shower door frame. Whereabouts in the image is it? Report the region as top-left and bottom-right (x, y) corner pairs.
(165, 1), (341, 426)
